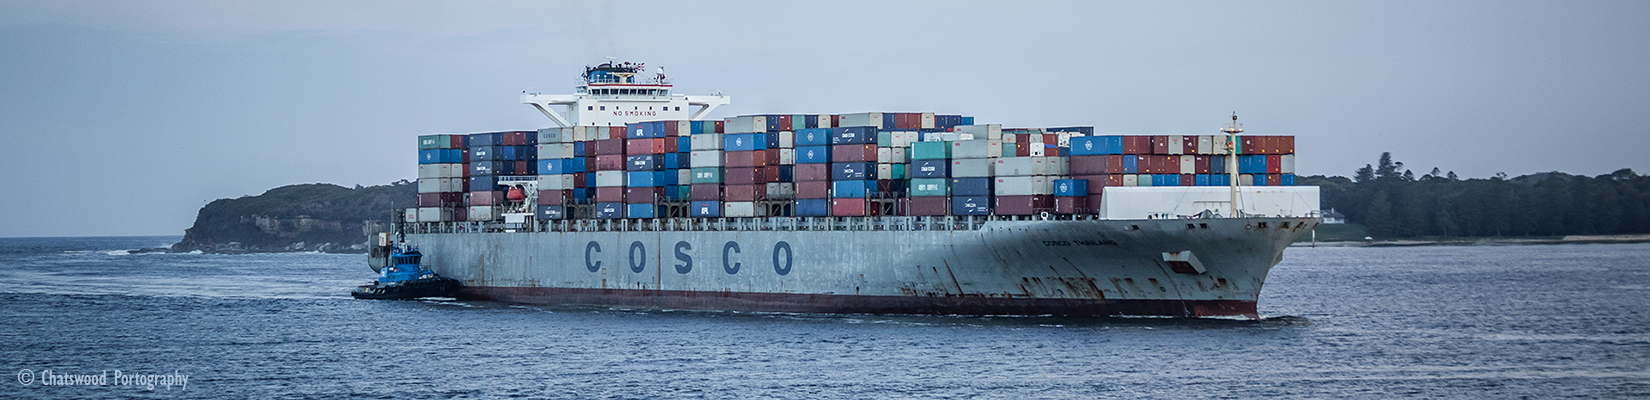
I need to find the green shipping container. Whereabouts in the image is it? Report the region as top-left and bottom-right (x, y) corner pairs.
(792, 115), (807, 131)
(878, 131), (893, 147)
(690, 167), (723, 184)
(910, 141), (951, 160)
(418, 134), (445, 150)
(910, 178), (949, 196)
(890, 163), (908, 179)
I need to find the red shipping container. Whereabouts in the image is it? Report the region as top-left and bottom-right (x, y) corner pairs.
(1182, 135), (1198, 154)
(1048, 147), (1062, 157)
(1267, 155), (1282, 174)
(625, 187), (662, 204)
(1073, 175), (1108, 194)
(1181, 174), (1195, 186)
(537, 189), (571, 205)
(831, 144), (877, 162)
(831, 198), (869, 216)
(1163, 156), (1180, 174)
(1016, 134), (1031, 144)
(773, 115), (792, 130)
(1151, 136), (1171, 155)
(1280, 136), (1295, 154)
(664, 136), (679, 153)
(573, 172), (588, 188)
(594, 138), (625, 155)
(723, 167), (767, 185)
(1086, 195), (1105, 211)
(609, 126), (626, 138)
(1070, 155), (1110, 175)
(1042, 134), (1057, 145)
(418, 193), (442, 207)
(625, 138), (663, 155)
(449, 135), (465, 149)
(1267, 174), (1281, 186)
(452, 206), (466, 222)
(763, 166), (782, 183)
(469, 191), (501, 206)
(724, 150), (761, 167)
(1195, 156), (1211, 174)
(690, 184), (721, 201)
(713, 120), (724, 133)
(1240, 136), (1258, 155)
(1124, 136), (1151, 154)
(876, 179), (893, 195)
(794, 164), (830, 182)
(1054, 197), (1087, 214)
(510, 131), (529, 146)
(909, 196), (948, 216)
(1015, 142), (1030, 157)
(664, 120), (680, 137)
(594, 155), (625, 170)
(1143, 154), (1160, 174)
(500, 132), (517, 146)
(515, 161), (530, 176)
(462, 150), (471, 164)
(796, 181), (830, 198)
(995, 195), (1053, 215)
(595, 187), (625, 202)
(724, 184), (767, 201)
(764, 149), (780, 165)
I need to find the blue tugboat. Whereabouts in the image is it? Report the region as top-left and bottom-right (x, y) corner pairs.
(351, 244), (461, 299)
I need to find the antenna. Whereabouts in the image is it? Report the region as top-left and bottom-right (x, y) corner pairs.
(1221, 112), (1244, 218)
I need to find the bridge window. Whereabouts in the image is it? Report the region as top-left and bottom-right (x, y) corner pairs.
(587, 106), (593, 111)
(600, 106), (605, 111)
(675, 107), (680, 111)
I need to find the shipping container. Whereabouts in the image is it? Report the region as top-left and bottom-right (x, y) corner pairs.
(689, 201), (720, 217)
(831, 162), (876, 181)
(1180, 155), (1196, 175)
(467, 206), (499, 221)
(949, 140), (993, 159)
(689, 183), (720, 201)
(690, 150), (723, 168)
(535, 205), (564, 220)
(794, 128), (832, 146)
(830, 198), (869, 216)
(950, 159), (992, 178)
(689, 167), (722, 184)
(1054, 179), (1088, 197)
(909, 141), (951, 160)
(1054, 196), (1087, 214)
(908, 196), (948, 216)
(993, 157), (1050, 176)
(994, 176), (1052, 196)
(594, 202), (623, 219)
(794, 163), (830, 181)
(1167, 136), (1184, 155)
(950, 177), (991, 196)
(593, 138), (625, 155)
(594, 170), (626, 187)
(910, 178), (949, 197)
(951, 196), (991, 216)
(415, 207), (452, 223)
(831, 126), (876, 145)
(724, 184), (767, 201)
(723, 133), (766, 151)
(724, 116), (768, 134)
(835, 113), (883, 128)
(795, 198), (830, 216)
(830, 144), (878, 162)
(723, 167), (767, 185)
(796, 181), (830, 198)
(995, 195), (1053, 215)
(724, 201), (762, 217)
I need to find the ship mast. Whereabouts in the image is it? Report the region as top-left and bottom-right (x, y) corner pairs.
(1222, 113), (1244, 218)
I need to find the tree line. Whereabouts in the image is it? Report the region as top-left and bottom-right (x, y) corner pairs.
(1299, 153), (1650, 238)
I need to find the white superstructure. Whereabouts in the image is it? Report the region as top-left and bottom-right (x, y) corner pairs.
(520, 61), (730, 128)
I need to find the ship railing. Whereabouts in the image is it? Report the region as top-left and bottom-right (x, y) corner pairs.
(412, 215), (1000, 234)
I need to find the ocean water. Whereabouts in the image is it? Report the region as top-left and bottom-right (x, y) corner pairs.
(1, 236), (1647, 399)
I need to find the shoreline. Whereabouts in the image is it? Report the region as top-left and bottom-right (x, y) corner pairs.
(1292, 234), (1650, 248)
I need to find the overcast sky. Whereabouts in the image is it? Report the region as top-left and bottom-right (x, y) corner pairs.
(2, 1), (1646, 237)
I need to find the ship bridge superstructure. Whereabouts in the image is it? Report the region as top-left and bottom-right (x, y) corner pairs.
(521, 60), (729, 128)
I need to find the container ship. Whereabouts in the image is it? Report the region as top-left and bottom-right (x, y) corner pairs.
(394, 61), (1321, 318)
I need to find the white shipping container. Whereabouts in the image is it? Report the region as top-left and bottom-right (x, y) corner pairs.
(778, 131), (794, 148)
(1168, 136), (1184, 155)
(1239, 174), (1253, 186)
(1123, 175), (1139, 187)
(1029, 134), (1043, 144)
(986, 139), (1004, 158)
(537, 174), (575, 191)
(723, 202), (762, 217)
(594, 126), (612, 140)
(994, 176), (1052, 196)
(877, 163), (893, 179)
(1098, 186), (1321, 220)
(892, 131), (918, 147)
(672, 120), (691, 136)
(951, 140), (992, 159)
(1197, 136), (1213, 155)
(691, 134), (723, 151)
(1211, 136), (1230, 155)
(958, 133), (976, 141)
(536, 127), (564, 144)
(690, 150), (723, 168)
(678, 169), (692, 184)
(1181, 155), (1196, 175)
(724, 116), (767, 134)
(765, 183), (795, 199)
(1280, 154), (1296, 174)
(1001, 134), (1016, 143)
(942, 132), (962, 142)
(404, 208), (419, 223)
(876, 147), (892, 163)
(812, 115), (833, 129)
(1029, 145), (1045, 157)
(919, 112), (936, 129)
(950, 159), (993, 178)
(954, 124), (1003, 140)
(416, 207), (451, 222)
(418, 164), (441, 179)
(992, 157), (1047, 176)
(837, 112), (882, 128)
(538, 143), (576, 159)
(417, 178), (442, 193)
(891, 147), (908, 163)
(595, 170), (626, 187)
(1051, 157), (1069, 176)
(779, 148), (796, 165)
(468, 206), (499, 221)
(921, 131), (946, 142)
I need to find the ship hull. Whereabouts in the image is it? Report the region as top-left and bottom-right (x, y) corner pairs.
(406, 217), (1316, 318)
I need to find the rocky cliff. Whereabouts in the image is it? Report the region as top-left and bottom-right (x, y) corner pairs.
(171, 181), (416, 253)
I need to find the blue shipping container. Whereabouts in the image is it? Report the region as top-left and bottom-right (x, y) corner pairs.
(443, 149), (464, 163)
(831, 180), (873, 198)
(574, 141), (587, 157)
(495, 145), (519, 161)
(678, 137), (691, 153)
(535, 205), (563, 220)
(951, 177), (992, 196)
(468, 133), (499, 147)
(778, 165), (794, 182)
(723, 133), (766, 151)
(691, 201), (721, 217)
(626, 203), (657, 218)
(1067, 136), (1122, 156)
(796, 199), (831, 216)
(911, 160), (949, 178)
(1122, 156), (1139, 173)
(831, 127), (875, 145)
(471, 161), (504, 176)
(627, 171), (662, 187)
(831, 162), (876, 181)
(951, 195), (991, 216)
(469, 176), (499, 191)
(660, 169), (680, 186)
(1239, 155), (1267, 174)
(795, 128), (832, 146)
(1281, 173), (1295, 186)
(1054, 179), (1087, 197)
(595, 202), (624, 219)
(795, 146), (832, 164)
(537, 159), (563, 175)
(418, 149), (442, 164)
(961, 116), (975, 125)
(765, 132), (781, 148)
(1195, 174), (1211, 186)
(470, 146), (496, 161)
(1209, 155), (1226, 174)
